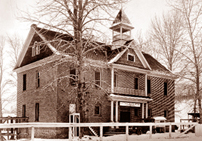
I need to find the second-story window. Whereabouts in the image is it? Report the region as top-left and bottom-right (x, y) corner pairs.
(134, 77), (139, 89)
(164, 82), (168, 96)
(147, 79), (151, 94)
(23, 74), (26, 91)
(32, 41), (40, 57)
(114, 74), (117, 87)
(95, 71), (100, 88)
(36, 71), (40, 88)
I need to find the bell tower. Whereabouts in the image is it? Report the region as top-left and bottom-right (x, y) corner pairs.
(110, 9), (134, 50)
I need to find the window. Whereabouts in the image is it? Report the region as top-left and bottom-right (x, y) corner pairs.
(147, 79), (151, 94)
(36, 71), (40, 88)
(127, 54), (135, 62)
(95, 71), (100, 88)
(148, 109), (152, 117)
(35, 103), (39, 122)
(94, 103), (101, 116)
(164, 82), (168, 96)
(164, 110), (168, 118)
(32, 41), (40, 57)
(70, 69), (76, 86)
(22, 105), (26, 117)
(134, 77), (138, 89)
(95, 106), (100, 115)
(114, 74), (117, 87)
(23, 74), (26, 91)
(134, 108), (139, 116)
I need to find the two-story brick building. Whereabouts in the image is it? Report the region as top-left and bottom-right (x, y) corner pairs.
(14, 9), (176, 138)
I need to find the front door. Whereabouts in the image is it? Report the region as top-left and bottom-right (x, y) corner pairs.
(120, 111), (130, 122)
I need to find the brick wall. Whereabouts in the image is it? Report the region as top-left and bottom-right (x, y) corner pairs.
(115, 70), (145, 90)
(147, 76), (175, 122)
(17, 61), (58, 138)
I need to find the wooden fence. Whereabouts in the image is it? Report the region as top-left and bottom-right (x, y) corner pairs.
(0, 122), (198, 141)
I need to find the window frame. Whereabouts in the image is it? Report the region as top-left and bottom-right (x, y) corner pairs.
(114, 73), (117, 87)
(36, 71), (40, 88)
(164, 110), (169, 118)
(147, 79), (151, 94)
(94, 103), (101, 116)
(164, 82), (168, 96)
(134, 77), (139, 90)
(32, 41), (40, 57)
(23, 74), (26, 91)
(95, 71), (101, 89)
(22, 105), (26, 117)
(148, 109), (152, 117)
(35, 103), (39, 122)
(127, 53), (135, 62)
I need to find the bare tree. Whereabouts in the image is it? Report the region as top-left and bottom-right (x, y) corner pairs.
(21, 0), (129, 137)
(5, 35), (23, 114)
(168, 0), (202, 123)
(0, 36), (5, 117)
(149, 10), (184, 72)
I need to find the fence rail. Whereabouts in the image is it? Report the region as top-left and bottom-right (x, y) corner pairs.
(0, 122), (198, 141)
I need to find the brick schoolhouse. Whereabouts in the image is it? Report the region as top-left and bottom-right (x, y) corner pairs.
(14, 10), (176, 138)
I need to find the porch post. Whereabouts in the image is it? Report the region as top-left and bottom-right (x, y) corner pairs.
(142, 103), (144, 120)
(111, 101), (114, 122)
(145, 74), (147, 96)
(146, 103), (148, 118)
(111, 67), (114, 93)
(115, 101), (118, 123)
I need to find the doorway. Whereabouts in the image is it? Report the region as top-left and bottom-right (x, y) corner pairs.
(120, 111), (130, 122)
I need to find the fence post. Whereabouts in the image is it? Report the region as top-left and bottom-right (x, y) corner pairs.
(100, 126), (103, 141)
(169, 122), (172, 138)
(126, 125), (129, 141)
(149, 125), (152, 139)
(31, 126), (34, 141)
(69, 126), (72, 141)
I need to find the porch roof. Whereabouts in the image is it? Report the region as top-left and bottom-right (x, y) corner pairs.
(108, 94), (153, 103)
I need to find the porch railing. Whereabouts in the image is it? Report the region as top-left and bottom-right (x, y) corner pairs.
(109, 87), (145, 96)
(0, 117), (29, 140)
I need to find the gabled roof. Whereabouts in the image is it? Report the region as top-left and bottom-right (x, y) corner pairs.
(14, 25), (176, 79)
(142, 52), (171, 74)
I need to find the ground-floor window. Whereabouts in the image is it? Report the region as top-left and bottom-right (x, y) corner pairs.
(22, 105), (26, 117)
(35, 103), (39, 122)
(164, 110), (168, 118)
(148, 109), (152, 117)
(94, 103), (101, 116)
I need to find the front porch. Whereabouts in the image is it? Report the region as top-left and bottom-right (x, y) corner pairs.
(108, 94), (153, 123)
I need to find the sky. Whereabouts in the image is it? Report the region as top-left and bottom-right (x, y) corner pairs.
(0, 0), (170, 41)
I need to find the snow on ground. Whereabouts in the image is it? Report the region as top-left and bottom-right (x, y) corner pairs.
(16, 132), (202, 141)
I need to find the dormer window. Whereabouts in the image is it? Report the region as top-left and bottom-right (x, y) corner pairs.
(127, 53), (135, 62)
(32, 41), (40, 57)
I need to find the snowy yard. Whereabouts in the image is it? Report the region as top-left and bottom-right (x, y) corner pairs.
(16, 132), (202, 141)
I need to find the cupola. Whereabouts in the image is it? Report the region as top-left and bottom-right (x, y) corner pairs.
(110, 9), (134, 50)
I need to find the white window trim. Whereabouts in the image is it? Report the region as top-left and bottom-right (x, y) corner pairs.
(127, 53), (135, 62)
(32, 41), (40, 57)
